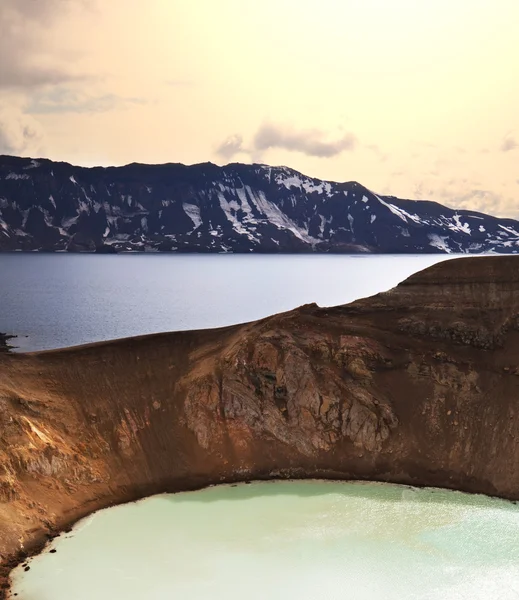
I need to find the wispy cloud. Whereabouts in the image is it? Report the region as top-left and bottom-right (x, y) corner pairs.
(500, 133), (518, 152)
(216, 134), (245, 159)
(0, 0), (89, 89)
(0, 105), (44, 155)
(453, 189), (507, 214)
(418, 184), (518, 219)
(412, 140), (437, 149)
(165, 79), (195, 88)
(366, 143), (387, 162)
(254, 123), (357, 158)
(26, 88), (147, 114)
(217, 123), (358, 160)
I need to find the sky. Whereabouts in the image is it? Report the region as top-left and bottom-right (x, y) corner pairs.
(0, 0), (518, 216)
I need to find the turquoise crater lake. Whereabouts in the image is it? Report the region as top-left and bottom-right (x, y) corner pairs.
(11, 481), (519, 599)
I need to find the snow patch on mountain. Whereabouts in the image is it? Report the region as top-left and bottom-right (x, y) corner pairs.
(276, 174), (303, 190)
(217, 192), (258, 242)
(6, 173), (29, 180)
(248, 186), (318, 245)
(428, 234), (451, 252)
(234, 186), (256, 222)
(302, 180), (332, 195)
(452, 215), (471, 235)
(183, 203), (202, 229)
(376, 195), (422, 224)
(499, 224), (519, 237)
(24, 160), (40, 170)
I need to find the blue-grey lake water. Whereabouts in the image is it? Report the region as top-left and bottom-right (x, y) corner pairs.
(11, 481), (519, 600)
(0, 254), (453, 351)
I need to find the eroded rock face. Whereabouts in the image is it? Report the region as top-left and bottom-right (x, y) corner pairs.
(184, 329), (398, 458)
(2, 256), (519, 594)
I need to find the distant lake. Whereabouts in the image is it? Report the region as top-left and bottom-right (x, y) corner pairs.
(0, 254), (454, 352)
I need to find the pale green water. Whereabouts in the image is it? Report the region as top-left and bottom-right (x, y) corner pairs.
(11, 481), (519, 600)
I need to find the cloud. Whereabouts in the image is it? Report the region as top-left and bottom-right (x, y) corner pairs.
(165, 79), (195, 87)
(501, 134), (518, 152)
(434, 158), (452, 168)
(216, 133), (248, 159)
(0, 0), (87, 89)
(412, 140), (437, 149)
(253, 123), (357, 158)
(216, 123), (358, 161)
(216, 134), (246, 159)
(453, 189), (508, 214)
(3, 0), (70, 21)
(413, 182), (425, 198)
(26, 88), (147, 114)
(366, 143), (387, 162)
(424, 184), (519, 219)
(394, 171), (519, 218)
(0, 105), (44, 155)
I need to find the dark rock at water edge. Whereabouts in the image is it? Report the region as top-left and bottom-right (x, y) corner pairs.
(1, 155), (519, 253)
(0, 333), (15, 353)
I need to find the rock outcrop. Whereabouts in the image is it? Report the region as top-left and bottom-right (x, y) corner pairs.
(2, 255), (519, 593)
(0, 335), (14, 354)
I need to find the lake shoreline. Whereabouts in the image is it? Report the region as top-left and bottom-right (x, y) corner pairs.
(5, 476), (519, 599)
(7, 477), (519, 600)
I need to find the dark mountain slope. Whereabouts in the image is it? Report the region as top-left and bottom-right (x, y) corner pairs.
(0, 155), (517, 253)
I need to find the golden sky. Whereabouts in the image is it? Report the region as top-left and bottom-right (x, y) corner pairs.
(1, 0), (518, 215)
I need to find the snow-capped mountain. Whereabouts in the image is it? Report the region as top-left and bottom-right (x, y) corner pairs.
(0, 155), (518, 254)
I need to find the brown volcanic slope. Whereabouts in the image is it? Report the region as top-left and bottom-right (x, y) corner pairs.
(2, 255), (519, 590)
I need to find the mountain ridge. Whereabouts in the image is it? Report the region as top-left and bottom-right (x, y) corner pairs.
(0, 154), (518, 253)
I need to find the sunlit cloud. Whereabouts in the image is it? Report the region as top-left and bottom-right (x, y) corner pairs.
(216, 134), (246, 159)
(0, 105), (45, 155)
(0, 0), (88, 89)
(217, 123), (358, 161)
(26, 88), (147, 114)
(253, 123), (357, 158)
(501, 134), (518, 152)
